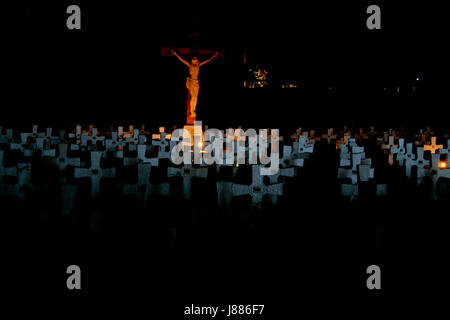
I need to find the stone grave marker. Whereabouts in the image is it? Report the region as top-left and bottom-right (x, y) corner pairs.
(424, 137), (443, 155)
(232, 165), (283, 206)
(74, 151), (116, 199)
(167, 164), (208, 200)
(439, 139), (450, 154)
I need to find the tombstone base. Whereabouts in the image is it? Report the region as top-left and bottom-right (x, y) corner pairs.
(184, 125), (194, 146)
(183, 122), (203, 151)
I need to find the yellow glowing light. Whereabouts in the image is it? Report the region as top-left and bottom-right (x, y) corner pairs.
(198, 142), (203, 147)
(439, 161), (447, 169)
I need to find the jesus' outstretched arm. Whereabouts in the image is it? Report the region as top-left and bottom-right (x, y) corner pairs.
(199, 52), (219, 66)
(171, 49), (191, 67)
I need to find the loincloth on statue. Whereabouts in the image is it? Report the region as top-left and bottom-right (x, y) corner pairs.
(186, 77), (200, 91)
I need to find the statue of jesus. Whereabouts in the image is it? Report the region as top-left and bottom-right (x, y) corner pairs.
(171, 49), (219, 119)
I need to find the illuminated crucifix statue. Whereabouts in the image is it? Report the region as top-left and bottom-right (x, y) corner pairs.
(170, 49), (218, 122)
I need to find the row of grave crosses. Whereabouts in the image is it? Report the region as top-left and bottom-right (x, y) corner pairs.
(0, 124), (320, 213)
(291, 126), (449, 201)
(382, 133), (450, 200)
(336, 134), (386, 201)
(0, 124), (449, 212)
(0, 124), (188, 210)
(328, 125), (448, 200)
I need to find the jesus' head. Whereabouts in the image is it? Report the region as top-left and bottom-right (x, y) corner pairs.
(191, 57), (199, 66)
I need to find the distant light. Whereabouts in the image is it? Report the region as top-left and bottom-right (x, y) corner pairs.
(416, 77), (420, 81)
(439, 161), (447, 169)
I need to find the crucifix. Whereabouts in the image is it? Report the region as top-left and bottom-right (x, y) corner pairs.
(162, 45), (222, 125)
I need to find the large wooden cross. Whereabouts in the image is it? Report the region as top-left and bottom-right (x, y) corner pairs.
(161, 46), (224, 124)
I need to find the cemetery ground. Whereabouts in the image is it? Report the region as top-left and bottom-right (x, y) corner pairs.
(2, 129), (448, 314)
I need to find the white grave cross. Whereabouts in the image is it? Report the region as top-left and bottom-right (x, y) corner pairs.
(232, 165), (283, 206)
(424, 137), (443, 154)
(74, 151), (116, 199)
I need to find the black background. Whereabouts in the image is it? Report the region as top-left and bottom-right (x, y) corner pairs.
(5, 1), (449, 129)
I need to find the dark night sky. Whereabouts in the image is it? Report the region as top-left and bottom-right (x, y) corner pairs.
(4, 1), (449, 129)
